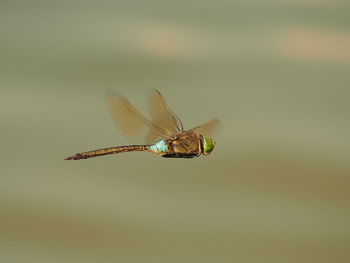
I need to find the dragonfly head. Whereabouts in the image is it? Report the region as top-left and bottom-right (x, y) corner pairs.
(200, 135), (216, 155)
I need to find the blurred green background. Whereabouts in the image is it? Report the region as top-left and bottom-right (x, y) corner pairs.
(1, 1), (350, 262)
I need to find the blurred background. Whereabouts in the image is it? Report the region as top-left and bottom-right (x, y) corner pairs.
(1, 0), (350, 262)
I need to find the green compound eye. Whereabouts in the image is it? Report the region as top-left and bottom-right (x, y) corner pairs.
(201, 135), (215, 155)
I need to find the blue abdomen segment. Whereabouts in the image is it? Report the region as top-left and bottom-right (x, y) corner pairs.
(149, 140), (168, 153)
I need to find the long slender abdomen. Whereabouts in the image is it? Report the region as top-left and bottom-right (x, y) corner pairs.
(64, 145), (149, 160)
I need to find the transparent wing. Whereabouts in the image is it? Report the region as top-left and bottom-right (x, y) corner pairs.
(191, 118), (220, 136)
(145, 90), (183, 144)
(106, 91), (169, 144)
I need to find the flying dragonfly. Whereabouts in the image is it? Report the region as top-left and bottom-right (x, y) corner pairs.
(65, 90), (219, 160)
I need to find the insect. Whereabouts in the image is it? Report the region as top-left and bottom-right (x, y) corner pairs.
(65, 90), (219, 160)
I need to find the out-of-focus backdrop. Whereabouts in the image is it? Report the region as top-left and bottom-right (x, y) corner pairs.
(1, 1), (349, 262)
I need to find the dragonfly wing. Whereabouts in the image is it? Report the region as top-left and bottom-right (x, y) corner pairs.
(107, 92), (168, 144)
(190, 118), (220, 137)
(145, 90), (183, 144)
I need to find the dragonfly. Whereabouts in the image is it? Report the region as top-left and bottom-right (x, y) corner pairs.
(65, 90), (219, 160)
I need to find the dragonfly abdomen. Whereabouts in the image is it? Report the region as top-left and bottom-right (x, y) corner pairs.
(65, 145), (148, 160)
(149, 140), (169, 154)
